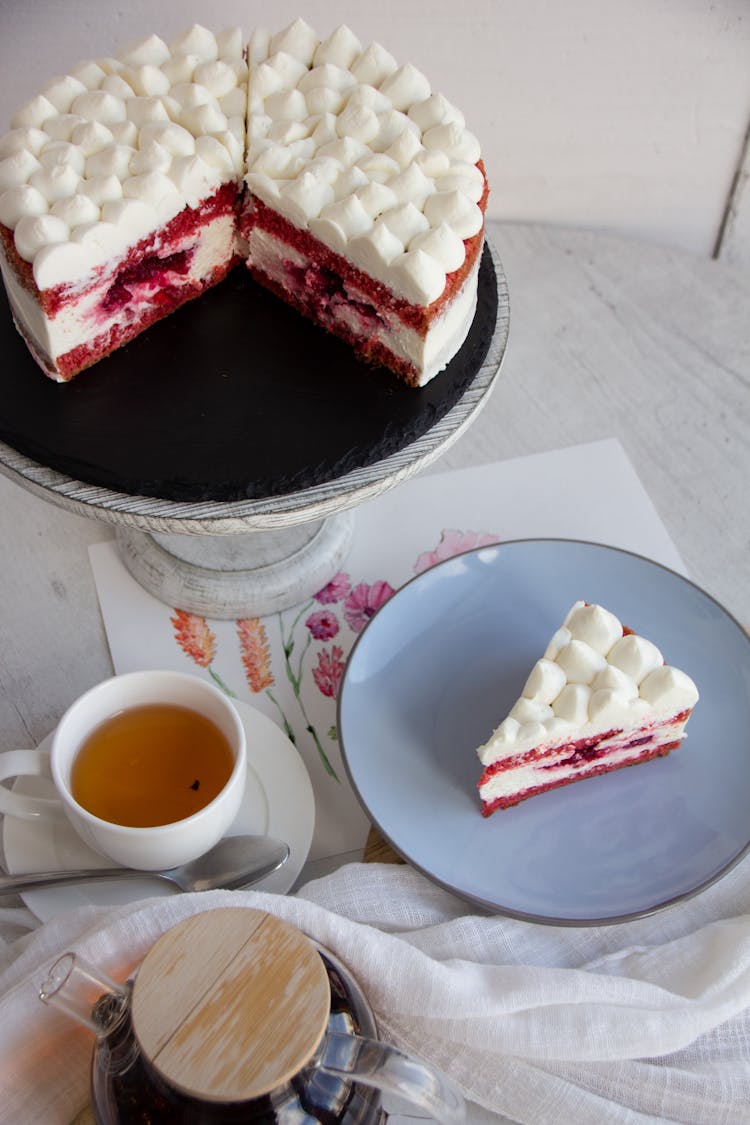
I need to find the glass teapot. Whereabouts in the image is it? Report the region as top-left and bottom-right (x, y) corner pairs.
(40, 906), (465, 1124)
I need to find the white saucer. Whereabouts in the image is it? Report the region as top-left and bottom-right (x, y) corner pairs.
(3, 698), (315, 922)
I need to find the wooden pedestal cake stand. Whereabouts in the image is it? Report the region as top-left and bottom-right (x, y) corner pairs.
(0, 242), (509, 618)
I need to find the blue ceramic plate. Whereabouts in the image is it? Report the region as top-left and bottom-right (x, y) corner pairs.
(338, 539), (750, 924)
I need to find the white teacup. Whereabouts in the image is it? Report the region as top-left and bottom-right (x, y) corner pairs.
(0, 671), (247, 871)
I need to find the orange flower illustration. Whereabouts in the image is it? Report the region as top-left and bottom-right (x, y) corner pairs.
(237, 618), (274, 693)
(171, 609), (216, 668)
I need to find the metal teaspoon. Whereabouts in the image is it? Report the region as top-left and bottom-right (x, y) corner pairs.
(0, 834), (290, 895)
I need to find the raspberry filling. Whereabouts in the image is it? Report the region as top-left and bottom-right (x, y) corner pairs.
(282, 258), (387, 333)
(543, 730), (619, 769)
(243, 161), (488, 335)
(478, 705), (695, 788)
(100, 248), (193, 316)
(40, 181), (239, 317)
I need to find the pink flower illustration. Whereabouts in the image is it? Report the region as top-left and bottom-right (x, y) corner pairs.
(305, 609), (340, 641)
(414, 529), (501, 574)
(344, 580), (395, 633)
(315, 571), (351, 604)
(312, 645), (345, 699)
(237, 618), (274, 693)
(277, 599), (342, 781)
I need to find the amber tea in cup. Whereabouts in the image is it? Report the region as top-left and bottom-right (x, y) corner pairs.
(70, 703), (235, 828)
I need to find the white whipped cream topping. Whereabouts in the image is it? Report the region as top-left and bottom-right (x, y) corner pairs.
(244, 19), (485, 306)
(0, 24), (246, 288)
(477, 601), (699, 767)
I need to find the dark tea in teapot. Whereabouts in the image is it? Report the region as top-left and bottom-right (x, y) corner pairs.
(40, 908), (465, 1124)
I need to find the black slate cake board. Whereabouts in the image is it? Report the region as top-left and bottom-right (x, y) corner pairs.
(0, 245), (498, 503)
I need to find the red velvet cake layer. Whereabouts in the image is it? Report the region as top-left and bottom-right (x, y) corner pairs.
(480, 741), (682, 817)
(54, 258), (235, 381)
(478, 708), (693, 816)
(245, 259), (420, 385)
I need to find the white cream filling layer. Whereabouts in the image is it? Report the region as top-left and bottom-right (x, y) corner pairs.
(0, 212), (235, 376)
(479, 715), (690, 804)
(245, 224), (479, 384)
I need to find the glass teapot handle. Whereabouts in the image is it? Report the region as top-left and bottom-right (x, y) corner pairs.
(315, 1031), (465, 1124)
(40, 952), (139, 1076)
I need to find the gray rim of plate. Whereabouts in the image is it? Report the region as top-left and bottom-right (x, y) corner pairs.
(337, 538), (750, 926)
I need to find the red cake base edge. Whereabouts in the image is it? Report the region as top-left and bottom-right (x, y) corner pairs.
(52, 257), (237, 381)
(478, 706), (695, 817)
(480, 739), (683, 816)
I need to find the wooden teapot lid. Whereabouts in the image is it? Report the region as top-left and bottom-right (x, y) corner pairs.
(131, 908), (331, 1103)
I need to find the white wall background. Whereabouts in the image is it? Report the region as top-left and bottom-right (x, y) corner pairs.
(1, 0), (749, 259)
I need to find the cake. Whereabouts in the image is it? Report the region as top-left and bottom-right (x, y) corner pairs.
(476, 601), (699, 816)
(0, 20), (488, 387)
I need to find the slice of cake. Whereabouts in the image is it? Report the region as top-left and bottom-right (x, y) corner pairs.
(241, 20), (488, 388)
(476, 601), (699, 816)
(0, 25), (247, 381)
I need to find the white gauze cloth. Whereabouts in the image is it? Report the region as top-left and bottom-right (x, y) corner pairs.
(1, 861), (749, 1125)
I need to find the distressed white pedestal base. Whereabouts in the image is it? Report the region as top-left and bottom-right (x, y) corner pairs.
(0, 240), (508, 620)
(115, 511), (355, 619)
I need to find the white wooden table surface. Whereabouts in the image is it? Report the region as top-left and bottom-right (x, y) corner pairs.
(1, 217), (748, 863)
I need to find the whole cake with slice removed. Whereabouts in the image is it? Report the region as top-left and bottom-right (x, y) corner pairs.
(476, 601), (699, 816)
(0, 19), (487, 386)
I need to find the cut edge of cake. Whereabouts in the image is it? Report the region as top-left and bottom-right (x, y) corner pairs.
(0, 180), (242, 380)
(476, 601), (699, 817)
